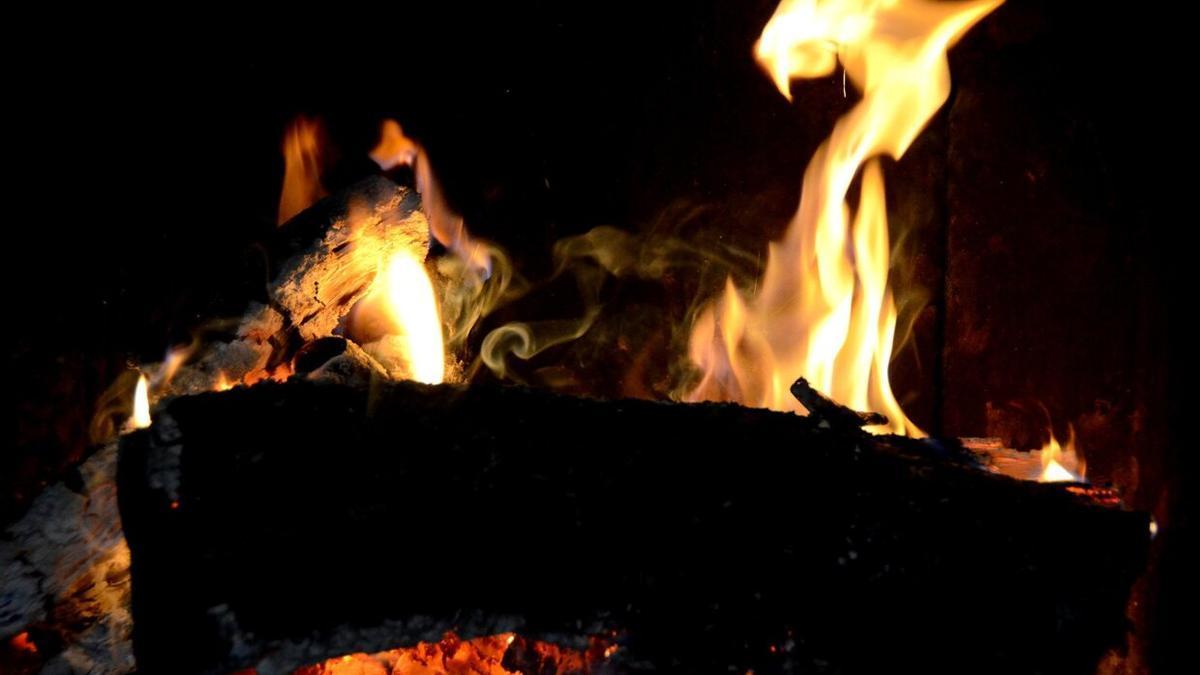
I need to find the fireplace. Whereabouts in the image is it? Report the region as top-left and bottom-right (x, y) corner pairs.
(3, 1), (1188, 673)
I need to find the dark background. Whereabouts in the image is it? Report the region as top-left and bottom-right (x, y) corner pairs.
(6, 1), (1192, 672)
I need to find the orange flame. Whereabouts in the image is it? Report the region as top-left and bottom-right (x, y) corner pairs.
(371, 120), (492, 278)
(1038, 424), (1086, 483)
(686, 0), (1001, 435)
(278, 115), (327, 225)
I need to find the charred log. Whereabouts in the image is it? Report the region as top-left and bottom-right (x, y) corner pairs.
(118, 380), (1150, 675)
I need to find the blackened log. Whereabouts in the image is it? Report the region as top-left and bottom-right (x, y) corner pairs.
(118, 380), (1150, 674)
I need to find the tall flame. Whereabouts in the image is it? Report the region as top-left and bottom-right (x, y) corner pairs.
(687, 0), (1001, 435)
(278, 115), (327, 225)
(379, 250), (446, 384)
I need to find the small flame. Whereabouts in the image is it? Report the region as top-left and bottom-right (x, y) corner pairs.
(129, 373), (151, 430)
(369, 119), (419, 170)
(379, 250), (446, 384)
(215, 371), (234, 391)
(686, 0), (1001, 435)
(278, 115), (327, 225)
(1038, 424), (1086, 483)
(154, 344), (191, 389)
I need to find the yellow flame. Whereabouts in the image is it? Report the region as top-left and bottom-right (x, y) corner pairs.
(686, 0), (1000, 435)
(1039, 424), (1086, 483)
(130, 374), (151, 430)
(380, 250), (446, 384)
(278, 115), (327, 225)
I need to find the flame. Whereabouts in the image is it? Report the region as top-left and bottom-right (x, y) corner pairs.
(1038, 424), (1086, 483)
(278, 115), (327, 225)
(685, 0), (1000, 435)
(369, 119), (419, 170)
(154, 344), (191, 389)
(215, 371), (234, 391)
(129, 373), (151, 430)
(371, 120), (492, 278)
(377, 250), (446, 384)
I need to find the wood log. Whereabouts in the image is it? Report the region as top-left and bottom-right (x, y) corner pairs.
(0, 441), (134, 673)
(0, 177), (429, 674)
(165, 175), (429, 395)
(268, 175), (429, 343)
(117, 379), (1150, 675)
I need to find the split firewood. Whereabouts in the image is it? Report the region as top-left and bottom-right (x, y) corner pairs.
(269, 175), (430, 342)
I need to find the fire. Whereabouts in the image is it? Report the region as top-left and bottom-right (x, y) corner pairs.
(371, 120), (492, 278)
(377, 249), (446, 384)
(278, 115), (327, 225)
(129, 373), (151, 430)
(686, 0), (1001, 436)
(1038, 424), (1086, 483)
(293, 632), (616, 675)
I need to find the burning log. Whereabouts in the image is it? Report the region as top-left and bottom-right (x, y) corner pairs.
(268, 175), (429, 343)
(118, 379), (1149, 674)
(0, 176), (432, 674)
(164, 175), (430, 394)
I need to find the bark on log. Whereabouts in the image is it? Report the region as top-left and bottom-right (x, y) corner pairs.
(117, 379), (1150, 675)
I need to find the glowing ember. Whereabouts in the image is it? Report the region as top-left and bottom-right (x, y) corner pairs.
(129, 373), (151, 430)
(278, 115), (327, 225)
(292, 632), (615, 675)
(376, 249), (446, 385)
(1038, 424), (1086, 483)
(686, 0), (1001, 436)
(9, 631), (38, 655)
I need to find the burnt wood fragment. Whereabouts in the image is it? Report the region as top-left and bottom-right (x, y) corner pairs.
(118, 380), (1149, 674)
(789, 377), (889, 428)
